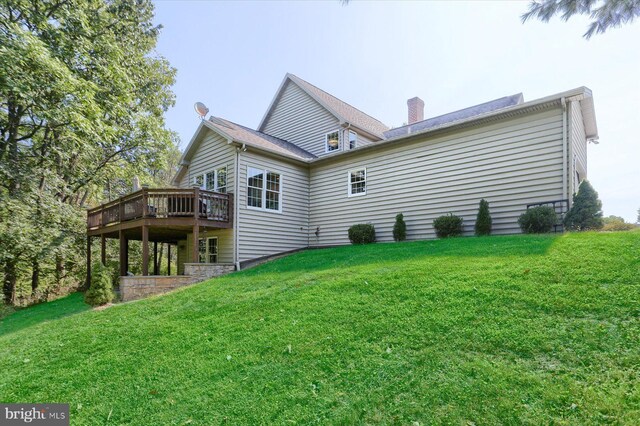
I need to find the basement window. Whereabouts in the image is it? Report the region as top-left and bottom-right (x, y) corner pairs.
(198, 237), (218, 263)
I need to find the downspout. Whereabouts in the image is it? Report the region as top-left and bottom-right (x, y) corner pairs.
(233, 143), (241, 271)
(561, 97), (568, 203)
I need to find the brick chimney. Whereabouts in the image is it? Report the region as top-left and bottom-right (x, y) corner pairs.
(407, 97), (424, 124)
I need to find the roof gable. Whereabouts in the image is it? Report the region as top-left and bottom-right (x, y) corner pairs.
(259, 73), (389, 139)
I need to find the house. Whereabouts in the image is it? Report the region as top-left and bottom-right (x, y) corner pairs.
(86, 73), (598, 293)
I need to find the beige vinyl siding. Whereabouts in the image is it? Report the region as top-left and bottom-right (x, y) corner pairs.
(569, 100), (587, 195)
(185, 129), (236, 192)
(185, 228), (234, 264)
(237, 150), (310, 262)
(178, 172), (190, 189)
(310, 107), (565, 245)
(262, 80), (341, 157)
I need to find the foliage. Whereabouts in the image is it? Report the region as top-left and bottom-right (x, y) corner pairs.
(392, 213), (407, 242)
(348, 224), (376, 244)
(84, 263), (114, 306)
(433, 213), (464, 238)
(0, 232), (639, 424)
(518, 206), (557, 233)
(602, 215), (636, 231)
(474, 199), (492, 236)
(563, 180), (604, 231)
(637, 207), (640, 224)
(0, 0), (178, 305)
(521, 0), (640, 39)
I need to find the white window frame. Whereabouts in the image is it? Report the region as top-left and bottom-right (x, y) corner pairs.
(198, 236), (218, 263)
(349, 130), (357, 150)
(246, 165), (283, 213)
(193, 165), (227, 193)
(325, 130), (341, 153)
(347, 167), (367, 197)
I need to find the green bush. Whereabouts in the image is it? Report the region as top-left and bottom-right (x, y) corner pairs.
(563, 180), (604, 231)
(518, 206), (557, 234)
(433, 213), (464, 238)
(393, 213), (407, 242)
(84, 263), (115, 306)
(474, 199), (492, 236)
(348, 224), (376, 244)
(602, 215), (636, 231)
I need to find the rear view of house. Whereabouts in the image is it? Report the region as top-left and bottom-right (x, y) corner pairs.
(87, 73), (598, 284)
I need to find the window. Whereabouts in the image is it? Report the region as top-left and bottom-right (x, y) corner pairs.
(348, 168), (366, 196)
(349, 130), (357, 150)
(247, 166), (281, 212)
(195, 166), (227, 193)
(325, 130), (340, 152)
(198, 237), (218, 263)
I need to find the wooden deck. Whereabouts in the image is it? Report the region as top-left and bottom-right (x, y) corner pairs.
(87, 188), (233, 237)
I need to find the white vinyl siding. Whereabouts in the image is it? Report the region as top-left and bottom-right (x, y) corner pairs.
(310, 107), (566, 245)
(237, 150), (309, 262)
(261, 80), (341, 157)
(569, 100), (587, 197)
(184, 129), (236, 194)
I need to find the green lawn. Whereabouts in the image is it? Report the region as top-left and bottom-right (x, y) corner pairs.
(0, 232), (638, 425)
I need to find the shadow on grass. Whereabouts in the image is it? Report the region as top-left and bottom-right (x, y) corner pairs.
(0, 292), (91, 337)
(239, 234), (561, 276)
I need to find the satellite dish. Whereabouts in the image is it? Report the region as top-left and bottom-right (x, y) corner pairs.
(194, 102), (209, 120)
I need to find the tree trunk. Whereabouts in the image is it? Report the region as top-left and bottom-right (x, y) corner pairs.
(31, 259), (40, 295)
(3, 259), (17, 305)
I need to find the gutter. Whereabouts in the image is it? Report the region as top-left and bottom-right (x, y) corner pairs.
(234, 144), (241, 271)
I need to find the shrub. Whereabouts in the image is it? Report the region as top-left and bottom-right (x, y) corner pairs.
(348, 224), (376, 244)
(563, 180), (604, 231)
(474, 199), (492, 236)
(518, 206), (557, 234)
(393, 213), (407, 242)
(433, 213), (463, 238)
(602, 215), (636, 231)
(85, 263), (115, 306)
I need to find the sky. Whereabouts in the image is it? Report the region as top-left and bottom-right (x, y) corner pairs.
(153, 1), (640, 223)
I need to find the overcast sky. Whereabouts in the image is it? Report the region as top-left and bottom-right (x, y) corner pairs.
(153, 1), (640, 222)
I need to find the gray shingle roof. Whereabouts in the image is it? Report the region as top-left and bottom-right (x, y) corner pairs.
(384, 93), (524, 139)
(208, 117), (317, 161)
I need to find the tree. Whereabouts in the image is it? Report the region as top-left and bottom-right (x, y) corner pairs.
(602, 215), (635, 231)
(522, 0), (640, 39)
(1, 0), (176, 305)
(637, 207), (640, 224)
(475, 199), (492, 236)
(563, 180), (604, 231)
(393, 213), (407, 242)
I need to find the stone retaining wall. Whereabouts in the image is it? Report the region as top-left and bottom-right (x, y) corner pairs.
(119, 264), (236, 302)
(184, 263), (236, 281)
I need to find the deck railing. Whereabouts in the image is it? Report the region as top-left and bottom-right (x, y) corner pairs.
(87, 188), (232, 230)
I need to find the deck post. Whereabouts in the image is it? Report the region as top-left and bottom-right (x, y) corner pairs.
(119, 230), (127, 276)
(86, 236), (92, 288)
(142, 225), (149, 276)
(192, 224), (199, 263)
(153, 241), (158, 275)
(167, 244), (171, 276)
(101, 235), (106, 266)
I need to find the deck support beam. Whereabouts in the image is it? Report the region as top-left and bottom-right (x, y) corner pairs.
(119, 230), (127, 277)
(167, 244), (172, 276)
(153, 241), (158, 275)
(192, 225), (199, 263)
(142, 225), (149, 276)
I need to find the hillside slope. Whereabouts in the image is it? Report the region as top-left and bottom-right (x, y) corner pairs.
(1, 232), (639, 424)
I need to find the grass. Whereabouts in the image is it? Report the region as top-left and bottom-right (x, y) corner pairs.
(0, 231), (638, 425)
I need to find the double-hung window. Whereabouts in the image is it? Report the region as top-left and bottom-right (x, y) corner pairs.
(195, 166), (227, 193)
(248, 166), (281, 212)
(198, 237), (218, 263)
(348, 168), (366, 196)
(325, 130), (340, 152)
